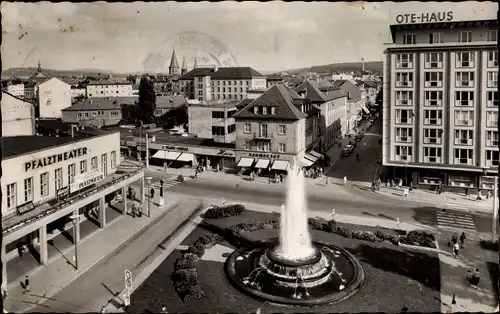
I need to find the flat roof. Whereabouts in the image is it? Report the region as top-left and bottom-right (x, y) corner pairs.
(2, 130), (111, 160)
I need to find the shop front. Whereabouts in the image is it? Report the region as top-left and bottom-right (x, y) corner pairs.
(236, 152), (291, 175)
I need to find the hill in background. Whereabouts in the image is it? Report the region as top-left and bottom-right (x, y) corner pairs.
(284, 61), (383, 75)
(2, 67), (120, 78)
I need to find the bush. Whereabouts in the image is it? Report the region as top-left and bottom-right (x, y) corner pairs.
(171, 269), (198, 285)
(177, 175), (185, 182)
(174, 253), (200, 270)
(479, 239), (499, 251)
(173, 279), (194, 297)
(204, 204), (246, 219)
(195, 245), (205, 258)
(182, 285), (204, 303)
(188, 245), (199, 255)
(403, 230), (436, 248)
(200, 236), (211, 245)
(336, 227), (352, 238)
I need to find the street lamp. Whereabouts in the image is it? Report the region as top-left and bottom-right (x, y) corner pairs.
(145, 176), (152, 217)
(404, 161), (409, 186)
(69, 214), (82, 270)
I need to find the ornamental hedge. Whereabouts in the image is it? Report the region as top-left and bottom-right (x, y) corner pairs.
(204, 204), (246, 219)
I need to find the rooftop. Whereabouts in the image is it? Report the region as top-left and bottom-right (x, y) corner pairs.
(294, 80), (346, 103)
(179, 66), (265, 80)
(87, 78), (132, 85)
(156, 95), (188, 109)
(266, 74), (284, 81)
(62, 97), (138, 111)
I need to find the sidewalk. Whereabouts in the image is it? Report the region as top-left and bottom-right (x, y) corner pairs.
(374, 185), (494, 213)
(3, 189), (181, 313)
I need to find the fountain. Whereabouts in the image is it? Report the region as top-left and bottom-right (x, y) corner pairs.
(225, 161), (364, 305)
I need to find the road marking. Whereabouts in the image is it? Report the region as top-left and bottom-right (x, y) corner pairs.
(435, 210), (476, 230)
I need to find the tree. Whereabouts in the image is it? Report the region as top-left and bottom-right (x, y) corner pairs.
(156, 105), (188, 129)
(137, 76), (156, 124)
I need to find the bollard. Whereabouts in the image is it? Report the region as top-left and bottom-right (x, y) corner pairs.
(222, 197), (226, 206)
(331, 209), (336, 220)
(396, 218), (400, 230)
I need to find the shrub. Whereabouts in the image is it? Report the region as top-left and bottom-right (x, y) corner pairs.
(336, 227), (352, 238)
(204, 204), (246, 219)
(177, 175), (185, 182)
(375, 229), (392, 241)
(308, 217), (330, 231)
(174, 253), (200, 270)
(195, 245), (205, 258)
(407, 230), (436, 241)
(171, 269), (198, 285)
(405, 230), (436, 247)
(182, 285), (204, 303)
(173, 279), (194, 296)
(188, 245), (199, 255)
(200, 236), (211, 245)
(479, 239), (499, 251)
(326, 219), (337, 232)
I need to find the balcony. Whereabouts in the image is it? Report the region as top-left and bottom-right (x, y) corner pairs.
(396, 81), (412, 88)
(253, 132), (274, 141)
(425, 62), (443, 69)
(424, 118), (441, 125)
(396, 62), (413, 69)
(424, 81), (443, 88)
(424, 100), (442, 106)
(424, 137), (442, 144)
(396, 136), (412, 143)
(486, 160), (499, 167)
(487, 100), (499, 107)
(396, 118), (413, 125)
(455, 138), (473, 146)
(488, 60), (498, 68)
(395, 155), (412, 162)
(455, 100), (474, 107)
(424, 156), (442, 163)
(487, 140), (499, 147)
(455, 158), (473, 165)
(398, 99), (413, 106)
(456, 81), (474, 87)
(456, 61), (475, 68)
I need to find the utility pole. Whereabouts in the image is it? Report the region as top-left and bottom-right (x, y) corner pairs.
(493, 176), (498, 240)
(146, 134), (150, 169)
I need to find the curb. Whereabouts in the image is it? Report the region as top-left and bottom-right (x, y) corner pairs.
(18, 200), (180, 313)
(104, 202), (208, 313)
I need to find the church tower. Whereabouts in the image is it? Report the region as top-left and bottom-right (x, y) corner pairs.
(168, 48), (180, 75)
(181, 57), (188, 75)
(37, 60), (42, 73)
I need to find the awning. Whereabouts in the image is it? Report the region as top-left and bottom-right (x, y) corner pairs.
(298, 156), (314, 168)
(308, 150), (323, 159)
(271, 160), (289, 171)
(255, 159), (270, 169)
(165, 151), (181, 160)
(361, 105), (370, 114)
(177, 153), (194, 162)
(152, 150), (167, 159)
(237, 157), (254, 168)
(305, 153), (319, 163)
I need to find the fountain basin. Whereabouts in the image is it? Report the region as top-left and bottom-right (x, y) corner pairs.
(225, 239), (365, 306)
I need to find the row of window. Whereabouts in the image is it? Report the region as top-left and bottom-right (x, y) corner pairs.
(402, 30), (497, 45)
(395, 71), (497, 88)
(395, 127), (498, 146)
(213, 87), (246, 93)
(396, 51), (498, 69)
(243, 123), (287, 135)
(212, 110), (238, 119)
(242, 141), (287, 153)
(394, 145), (499, 166)
(77, 111), (120, 118)
(5, 151), (117, 210)
(395, 91), (499, 107)
(202, 79), (251, 86)
(395, 109), (498, 127)
(211, 124), (236, 136)
(88, 85), (133, 89)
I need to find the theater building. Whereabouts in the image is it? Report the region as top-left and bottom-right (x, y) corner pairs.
(382, 8), (498, 190)
(1, 130), (145, 285)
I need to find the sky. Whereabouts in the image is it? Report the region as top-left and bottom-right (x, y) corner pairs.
(1, 1), (497, 73)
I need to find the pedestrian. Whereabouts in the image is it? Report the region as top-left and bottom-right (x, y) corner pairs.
(371, 181), (376, 191)
(487, 190), (492, 199)
(471, 268), (480, 289)
(150, 188), (155, 199)
(161, 304), (168, 313)
(23, 275), (30, 293)
(17, 242), (25, 258)
(343, 176), (347, 187)
(100, 305), (107, 313)
(325, 177), (329, 186)
(376, 178), (381, 191)
(466, 269), (472, 284)
(194, 167), (199, 179)
(452, 242), (460, 258)
(250, 171), (254, 181)
(437, 181), (442, 194)
(465, 187), (469, 196)
(459, 232), (466, 248)
(448, 232), (458, 246)
(279, 174), (283, 183)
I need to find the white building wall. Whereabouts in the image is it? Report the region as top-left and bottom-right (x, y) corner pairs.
(1, 92), (35, 137)
(7, 84), (25, 97)
(86, 84), (133, 98)
(38, 78), (72, 119)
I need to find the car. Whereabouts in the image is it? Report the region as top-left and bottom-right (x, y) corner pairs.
(341, 144), (355, 157)
(355, 134), (364, 142)
(349, 140), (357, 147)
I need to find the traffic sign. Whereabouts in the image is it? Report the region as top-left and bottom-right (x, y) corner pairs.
(125, 269), (133, 291)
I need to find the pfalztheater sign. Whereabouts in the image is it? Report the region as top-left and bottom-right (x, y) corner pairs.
(396, 12), (454, 24)
(25, 147), (88, 171)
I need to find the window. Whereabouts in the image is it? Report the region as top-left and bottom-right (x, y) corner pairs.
(227, 124), (236, 134)
(487, 92), (499, 107)
(243, 123), (251, 134)
(24, 177), (33, 202)
(454, 130), (473, 146)
(91, 157), (98, 170)
(212, 111), (224, 119)
(487, 72), (498, 88)
(487, 131), (498, 147)
(423, 128), (442, 144)
(429, 32), (443, 44)
(424, 147), (442, 163)
(259, 124), (268, 137)
(212, 126), (225, 136)
(257, 142), (270, 152)
(487, 111), (498, 127)
(395, 146), (412, 161)
(424, 91), (443, 106)
(396, 53), (413, 68)
(243, 141), (251, 150)
(395, 127), (413, 142)
(455, 91), (474, 107)
(68, 163), (76, 184)
(395, 73), (413, 87)
(456, 52), (474, 68)
(455, 72), (474, 87)
(111, 151), (116, 169)
(6, 183), (16, 209)
(424, 52), (443, 69)
(487, 29), (497, 42)
(80, 160), (87, 174)
(278, 143), (286, 153)
(454, 110), (474, 126)
(55, 167), (63, 191)
(486, 150), (499, 167)
(488, 51), (498, 67)
(424, 110), (442, 125)
(262, 107), (267, 114)
(403, 33), (416, 45)
(454, 149), (473, 165)
(101, 154), (107, 175)
(424, 72), (443, 87)
(395, 109), (413, 124)
(458, 31), (472, 43)
(278, 124), (286, 135)
(395, 91), (413, 106)
(40, 172), (49, 197)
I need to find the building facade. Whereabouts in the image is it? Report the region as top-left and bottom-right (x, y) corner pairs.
(154, 95), (188, 117)
(188, 101), (238, 143)
(332, 79), (369, 133)
(2, 91), (36, 137)
(179, 66), (267, 102)
(382, 15), (498, 189)
(2, 79), (25, 97)
(86, 79), (134, 98)
(38, 77), (72, 119)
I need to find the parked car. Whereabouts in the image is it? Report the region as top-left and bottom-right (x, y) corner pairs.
(341, 144), (355, 157)
(355, 134), (364, 142)
(349, 140), (357, 147)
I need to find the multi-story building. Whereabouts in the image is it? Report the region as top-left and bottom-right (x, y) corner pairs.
(233, 84), (321, 173)
(332, 79), (369, 133)
(178, 66), (266, 102)
(2, 91), (36, 137)
(294, 80), (348, 152)
(382, 14), (498, 191)
(2, 79), (25, 97)
(188, 101), (239, 144)
(86, 79), (134, 98)
(38, 77), (72, 119)
(355, 80), (380, 105)
(154, 95), (188, 117)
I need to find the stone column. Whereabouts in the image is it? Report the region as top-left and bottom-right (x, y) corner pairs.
(73, 210), (81, 242)
(122, 186), (128, 215)
(39, 225), (48, 265)
(1, 244), (7, 286)
(99, 197), (106, 228)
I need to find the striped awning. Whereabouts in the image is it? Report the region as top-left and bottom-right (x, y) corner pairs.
(152, 150), (167, 159)
(271, 160), (289, 171)
(255, 159), (270, 169)
(237, 157), (254, 168)
(177, 153), (194, 162)
(305, 153), (319, 163)
(308, 150), (323, 159)
(298, 156), (314, 168)
(165, 151), (181, 160)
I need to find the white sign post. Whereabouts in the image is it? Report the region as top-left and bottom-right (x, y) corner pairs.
(125, 269), (133, 292)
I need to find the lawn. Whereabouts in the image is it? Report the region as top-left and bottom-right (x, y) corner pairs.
(129, 210), (442, 313)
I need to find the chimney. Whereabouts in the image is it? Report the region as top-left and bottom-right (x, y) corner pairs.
(347, 92), (351, 100)
(89, 99), (93, 104)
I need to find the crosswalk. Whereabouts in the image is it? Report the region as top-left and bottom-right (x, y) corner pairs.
(435, 210), (476, 231)
(149, 175), (191, 191)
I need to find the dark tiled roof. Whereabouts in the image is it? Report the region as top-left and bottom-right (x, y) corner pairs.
(361, 80), (378, 88)
(266, 74), (284, 81)
(294, 80), (346, 103)
(294, 80), (325, 103)
(156, 95), (188, 109)
(233, 84), (307, 120)
(331, 80), (347, 88)
(63, 97), (137, 111)
(179, 67), (265, 80)
(236, 99), (253, 110)
(36, 119), (73, 130)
